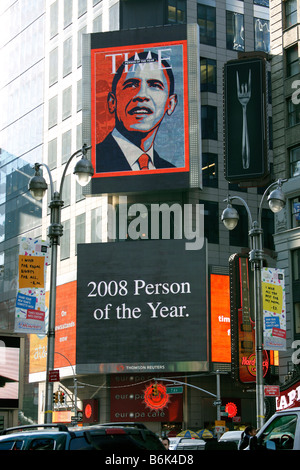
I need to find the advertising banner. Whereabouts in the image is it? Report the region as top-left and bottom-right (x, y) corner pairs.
(76, 239), (208, 374)
(262, 267), (286, 351)
(82, 24), (201, 194)
(210, 273), (231, 363)
(110, 374), (182, 423)
(29, 281), (77, 378)
(229, 253), (270, 384)
(15, 237), (49, 334)
(224, 56), (269, 184)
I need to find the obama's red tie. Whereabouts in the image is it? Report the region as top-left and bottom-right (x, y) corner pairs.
(138, 154), (150, 170)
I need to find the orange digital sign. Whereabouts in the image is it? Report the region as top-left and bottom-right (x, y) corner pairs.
(210, 274), (231, 363)
(29, 281), (77, 375)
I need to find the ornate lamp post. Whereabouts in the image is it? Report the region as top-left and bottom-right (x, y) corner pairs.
(221, 179), (286, 429)
(28, 143), (93, 423)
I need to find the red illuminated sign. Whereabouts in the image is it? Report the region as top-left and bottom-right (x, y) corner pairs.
(82, 399), (99, 423)
(225, 402), (238, 418)
(144, 383), (169, 410)
(241, 352), (269, 378)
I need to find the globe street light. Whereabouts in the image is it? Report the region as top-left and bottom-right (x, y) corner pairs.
(221, 179), (286, 429)
(28, 143), (93, 423)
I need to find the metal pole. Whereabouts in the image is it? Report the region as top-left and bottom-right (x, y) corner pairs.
(249, 223), (265, 430)
(44, 193), (63, 423)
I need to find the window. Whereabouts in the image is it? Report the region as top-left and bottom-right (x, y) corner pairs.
(76, 213), (86, 254)
(229, 205), (248, 248)
(76, 180), (85, 202)
(64, 0), (73, 28)
(290, 146), (300, 178)
(253, 0), (269, 5)
(286, 44), (299, 77)
(28, 438), (56, 450)
(199, 200), (219, 244)
(254, 18), (270, 53)
(291, 196), (300, 228)
(261, 208), (274, 251)
(285, 0), (297, 28)
(50, 1), (58, 38)
(202, 153), (218, 188)
(91, 207), (103, 242)
(292, 249), (300, 338)
(63, 37), (72, 77)
(93, 15), (102, 33)
(48, 95), (58, 129)
(62, 130), (72, 164)
(226, 11), (244, 51)
(60, 220), (70, 260)
(77, 27), (86, 68)
(257, 414), (297, 450)
(62, 174), (71, 207)
(62, 86), (72, 121)
(201, 106), (217, 140)
(48, 138), (57, 170)
(200, 58), (217, 92)
(77, 80), (82, 112)
(167, 0), (186, 24)
(78, 0), (87, 18)
(288, 97), (300, 127)
(197, 5), (216, 46)
(49, 48), (58, 86)
(294, 303), (300, 335)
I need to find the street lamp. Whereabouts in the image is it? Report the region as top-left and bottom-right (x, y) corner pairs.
(28, 143), (93, 423)
(221, 178), (286, 429)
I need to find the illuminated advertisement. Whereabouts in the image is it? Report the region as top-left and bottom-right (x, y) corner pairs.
(0, 336), (19, 408)
(82, 24), (201, 194)
(210, 274), (231, 363)
(224, 57), (269, 184)
(76, 240), (208, 374)
(29, 281), (77, 377)
(110, 374), (182, 422)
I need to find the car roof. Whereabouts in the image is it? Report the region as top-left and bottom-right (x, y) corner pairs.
(219, 431), (243, 440)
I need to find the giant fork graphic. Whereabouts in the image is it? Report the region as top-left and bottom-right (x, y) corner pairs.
(236, 70), (251, 169)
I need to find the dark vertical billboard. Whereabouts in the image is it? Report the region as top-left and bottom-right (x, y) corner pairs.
(224, 57), (270, 184)
(82, 24), (201, 194)
(76, 240), (208, 374)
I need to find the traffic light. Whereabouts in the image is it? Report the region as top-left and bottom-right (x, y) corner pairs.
(59, 391), (65, 404)
(152, 383), (158, 396)
(53, 391), (59, 404)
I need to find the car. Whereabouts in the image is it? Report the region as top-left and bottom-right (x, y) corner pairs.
(168, 437), (182, 450)
(0, 423), (165, 450)
(245, 407), (300, 451)
(218, 430), (243, 449)
(176, 438), (206, 450)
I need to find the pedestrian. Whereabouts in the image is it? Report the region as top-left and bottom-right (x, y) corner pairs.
(238, 425), (257, 450)
(162, 437), (170, 450)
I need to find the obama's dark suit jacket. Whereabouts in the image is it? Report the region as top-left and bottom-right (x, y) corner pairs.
(96, 132), (175, 173)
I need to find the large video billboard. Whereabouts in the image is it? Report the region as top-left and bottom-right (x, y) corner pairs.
(82, 24), (201, 194)
(76, 240), (208, 374)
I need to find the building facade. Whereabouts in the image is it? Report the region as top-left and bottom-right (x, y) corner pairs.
(0, 0), (279, 434)
(271, 0), (300, 389)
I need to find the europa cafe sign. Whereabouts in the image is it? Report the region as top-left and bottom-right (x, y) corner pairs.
(276, 381), (300, 411)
